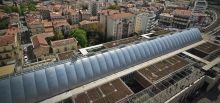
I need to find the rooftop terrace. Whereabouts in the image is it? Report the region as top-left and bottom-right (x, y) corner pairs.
(138, 55), (189, 82)
(103, 36), (141, 48)
(74, 79), (133, 103)
(195, 42), (219, 54)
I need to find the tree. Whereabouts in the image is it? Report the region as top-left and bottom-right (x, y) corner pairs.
(54, 30), (64, 40)
(107, 5), (120, 10)
(27, 3), (36, 11)
(69, 29), (88, 48)
(1, 6), (12, 13)
(0, 18), (9, 30)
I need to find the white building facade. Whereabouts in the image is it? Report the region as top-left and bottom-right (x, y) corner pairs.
(135, 12), (156, 34)
(107, 13), (135, 40)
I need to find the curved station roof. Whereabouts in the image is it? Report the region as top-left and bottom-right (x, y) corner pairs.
(0, 28), (202, 103)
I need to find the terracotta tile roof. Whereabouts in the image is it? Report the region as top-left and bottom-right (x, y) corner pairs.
(174, 9), (192, 17)
(52, 19), (67, 23)
(38, 32), (54, 38)
(98, 10), (119, 15)
(44, 27), (54, 33)
(51, 38), (77, 47)
(32, 35), (48, 48)
(52, 20), (70, 27)
(31, 32), (54, 48)
(5, 27), (20, 35)
(80, 20), (98, 25)
(0, 35), (15, 47)
(50, 11), (61, 15)
(42, 20), (52, 27)
(64, 9), (79, 15)
(110, 13), (134, 19)
(27, 19), (42, 25)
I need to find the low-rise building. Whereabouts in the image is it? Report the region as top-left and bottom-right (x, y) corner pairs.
(27, 19), (44, 35)
(25, 12), (44, 35)
(42, 20), (53, 33)
(79, 10), (92, 21)
(51, 38), (78, 54)
(50, 12), (65, 20)
(65, 9), (80, 25)
(79, 20), (99, 30)
(36, 4), (50, 19)
(52, 19), (71, 35)
(8, 13), (20, 27)
(31, 32), (54, 61)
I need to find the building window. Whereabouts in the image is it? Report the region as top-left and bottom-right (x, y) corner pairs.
(6, 54), (9, 58)
(57, 49), (60, 53)
(1, 62), (6, 66)
(64, 47), (68, 51)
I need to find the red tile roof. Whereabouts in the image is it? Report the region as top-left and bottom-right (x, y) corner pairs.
(174, 9), (192, 17)
(98, 10), (119, 15)
(5, 27), (20, 35)
(0, 35), (15, 47)
(110, 13), (134, 20)
(51, 38), (77, 47)
(31, 32), (54, 48)
(32, 35), (48, 48)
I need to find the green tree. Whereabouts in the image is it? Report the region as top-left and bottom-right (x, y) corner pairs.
(69, 29), (88, 48)
(54, 30), (64, 40)
(107, 5), (120, 10)
(27, 3), (36, 11)
(0, 18), (9, 30)
(2, 6), (12, 13)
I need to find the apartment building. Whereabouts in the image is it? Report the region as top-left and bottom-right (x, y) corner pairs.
(50, 12), (65, 20)
(159, 13), (174, 26)
(0, 27), (19, 67)
(31, 32), (54, 61)
(193, 0), (208, 13)
(65, 9), (80, 25)
(173, 9), (192, 29)
(107, 12), (135, 40)
(42, 20), (54, 33)
(99, 10), (119, 37)
(135, 12), (156, 34)
(88, 1), (111, 16)
(8, 13), (20, 27)
(51, 38), (78, 54)
(27, 19), (45, 35)
(26, 12), (44, 35)
(37, 5), (51, 20)
(52, 19), (71, 35)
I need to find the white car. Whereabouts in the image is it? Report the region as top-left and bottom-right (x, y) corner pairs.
(24, 56), (28, 61)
